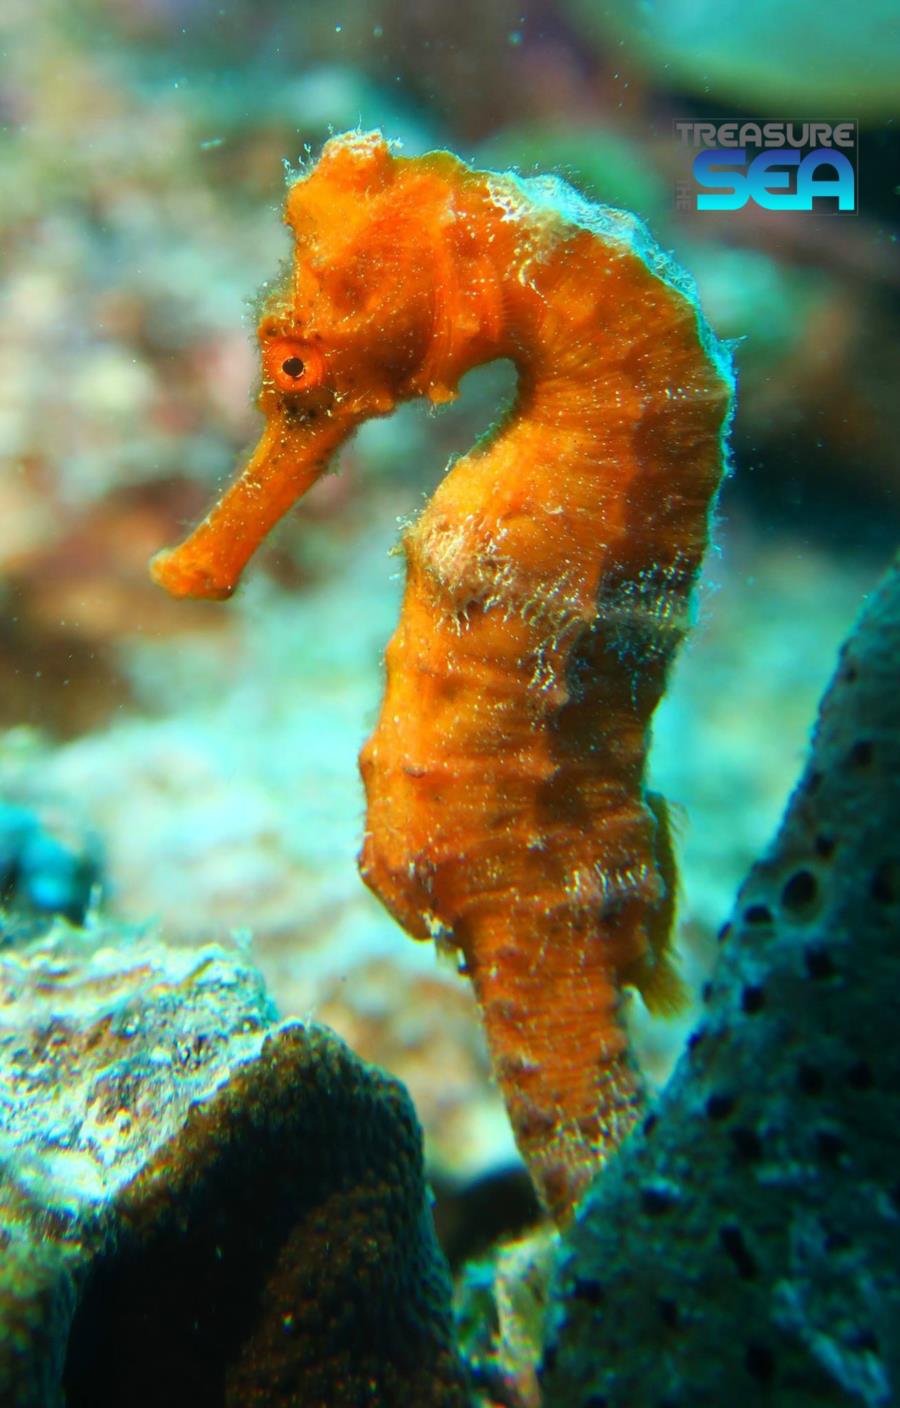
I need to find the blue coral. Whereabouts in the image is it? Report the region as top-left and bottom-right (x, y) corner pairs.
(0, 803), (101, 928)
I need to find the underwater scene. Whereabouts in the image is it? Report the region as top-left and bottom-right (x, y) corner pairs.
(1, 0), (899, 1403)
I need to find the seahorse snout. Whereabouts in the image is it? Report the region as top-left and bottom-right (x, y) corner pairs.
(149, 545), (236, 601)
(151, 409), (358, 601)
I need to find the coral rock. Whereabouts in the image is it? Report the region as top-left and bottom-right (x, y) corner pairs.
(0, 922), (467, 1406)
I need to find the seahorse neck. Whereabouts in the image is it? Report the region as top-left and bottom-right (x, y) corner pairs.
(433, 174), (728, 604)
(462, 189), (617, 449)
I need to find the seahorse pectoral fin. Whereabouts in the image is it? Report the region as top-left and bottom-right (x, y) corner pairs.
(150, 410), (356, 601)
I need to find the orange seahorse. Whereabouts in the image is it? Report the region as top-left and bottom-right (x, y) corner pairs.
(151, 131), (733, 1223)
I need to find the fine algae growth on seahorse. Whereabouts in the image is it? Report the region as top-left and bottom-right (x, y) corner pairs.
(151, 131), (733, 1222)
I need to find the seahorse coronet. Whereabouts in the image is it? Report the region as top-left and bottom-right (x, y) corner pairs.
(151, 129), (734, 1223)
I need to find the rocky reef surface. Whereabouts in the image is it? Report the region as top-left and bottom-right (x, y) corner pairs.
(0, 921), (467, 1406)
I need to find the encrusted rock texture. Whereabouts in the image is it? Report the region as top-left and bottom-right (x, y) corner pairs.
(543, 549), (900, 1406)
(0, 924), (467, 1406)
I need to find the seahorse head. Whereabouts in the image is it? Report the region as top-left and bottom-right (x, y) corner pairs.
(150, 131), (499, 600)
(263, 131), (495, 420)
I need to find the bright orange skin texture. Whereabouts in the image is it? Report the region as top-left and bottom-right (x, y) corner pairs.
(151, 133), (732, 1222)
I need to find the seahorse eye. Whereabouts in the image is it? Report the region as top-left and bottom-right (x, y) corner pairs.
(265, 338), (326, 394)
